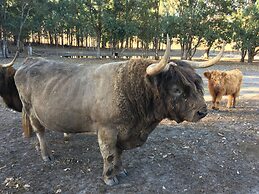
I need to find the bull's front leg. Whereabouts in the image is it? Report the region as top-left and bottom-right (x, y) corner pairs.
(211, 95), (216, 109)
(212, 94), (222, 110)
(227, 95), (234, 108)
(98, 128), (124, 186)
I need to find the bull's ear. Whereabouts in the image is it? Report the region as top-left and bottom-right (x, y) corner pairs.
(222, 72), (227, 77)
(146, 74), (158, 87)
(204, 71), (211, 79)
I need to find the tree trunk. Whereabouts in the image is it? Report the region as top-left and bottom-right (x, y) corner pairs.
(154, 38), (158, 60)
(203, 43), (213, 59)
(2, 39), (8, 58)
(203, 48), (210, 59)
(76, 28), (80, 47)
(61, 32), (64, 46)
(141, 41), (144, 50)
(96, 31), (101, 58)
(80, 36), (84, 47)
(181, 42), (189, 60)
(101, 36), (106, 48)
(48, 32), (53, 45)
(37, 32), (41, 44)
(70, 31), (73, 46)
(31, 31), (35, 43)
(54, 33), (58, 46)
(240, 48), (247, 62)
(247, 48), (254, 63)
(85, 35), (88, 48)
(186, 39), (192, 60)
(76, 34), (79, 47)
(129, 38), (133, 49)
(189, 38), (202, 59)
(154, 0), (159, 60)
(0, 26), (2, 57)
(16, 3), (31, 51)
(120, 40), (124, 49)
(112, 38), (116, 50)
(66, 30), (69, 46)
(180, 42), (185, 59)
(1, 1), (8, 58)
(125, 37), (129, 49)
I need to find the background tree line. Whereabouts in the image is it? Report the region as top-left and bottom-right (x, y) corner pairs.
(0, 0), (258, 62)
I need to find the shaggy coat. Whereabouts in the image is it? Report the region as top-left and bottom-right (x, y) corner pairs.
(204, 69), (243, 110)
(0, 66), (32, 137)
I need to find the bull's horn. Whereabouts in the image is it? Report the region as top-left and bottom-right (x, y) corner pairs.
(146, 34), (171, 76)
(183, 41), (226, 68)
(1, 51), (19, 68)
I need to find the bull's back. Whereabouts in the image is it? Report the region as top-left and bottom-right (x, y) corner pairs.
(15, 58), (124, 133)
(225, 69), (243, 95)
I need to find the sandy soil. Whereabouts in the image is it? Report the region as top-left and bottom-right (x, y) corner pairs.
(0, 57), (258, 194)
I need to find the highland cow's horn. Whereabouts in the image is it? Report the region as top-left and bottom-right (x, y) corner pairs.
(1, 51), (19, 68)
(146, 35), (171, 76)
(183, 41), (226, 68)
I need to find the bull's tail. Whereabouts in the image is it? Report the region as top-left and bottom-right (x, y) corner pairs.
(22, 110), (33, 138)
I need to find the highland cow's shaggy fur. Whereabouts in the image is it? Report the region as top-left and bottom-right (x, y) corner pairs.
(204, 69), (243, 110)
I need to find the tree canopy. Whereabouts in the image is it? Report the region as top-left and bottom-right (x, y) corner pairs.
(0, 0), (258, 62)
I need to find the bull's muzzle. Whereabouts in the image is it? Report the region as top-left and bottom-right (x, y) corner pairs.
(197, 106), (208, 119)
(214, 85), (221, 93)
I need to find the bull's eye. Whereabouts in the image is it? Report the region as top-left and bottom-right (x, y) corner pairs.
(170, 85), (183, 97)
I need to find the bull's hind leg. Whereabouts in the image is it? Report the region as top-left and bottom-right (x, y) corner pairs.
(227, 95), (234, 108)
(98, 128), (123, 186)
(232, 93), (238, 108)
(63, 133), (71, 141)
(29, 115), (52, 161)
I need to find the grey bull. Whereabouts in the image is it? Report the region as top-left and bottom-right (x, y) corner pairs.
(14, 37), (224, 185)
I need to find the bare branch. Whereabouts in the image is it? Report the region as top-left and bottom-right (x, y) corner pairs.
(17, 2), (32, 50)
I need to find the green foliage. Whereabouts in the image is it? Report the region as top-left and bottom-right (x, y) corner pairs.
(0, 0), (258, 62)
(135, 0), (160, 48)
(164, 0), (212, 59)
(231, 2), (259, 62)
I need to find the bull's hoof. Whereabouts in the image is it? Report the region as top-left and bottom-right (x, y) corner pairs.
(212, 106), (219, 110)
(23, 132), (33, 138)
(42, 155), (53, 162)
(118, 169), (128, 177)
(63, 133), (71, 141)
(104, 176), (119, 186)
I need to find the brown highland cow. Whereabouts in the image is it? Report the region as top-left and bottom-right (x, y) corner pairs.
(204, 69), (243, 110)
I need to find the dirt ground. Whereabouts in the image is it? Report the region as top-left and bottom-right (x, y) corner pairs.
(0, 57), (258, 194)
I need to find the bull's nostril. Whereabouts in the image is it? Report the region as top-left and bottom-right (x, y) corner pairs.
(197, 111), (207, 117)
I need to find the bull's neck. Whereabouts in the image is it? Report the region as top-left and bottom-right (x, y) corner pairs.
(115, 59), (165, 124)
(1, 69), (22, 112)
